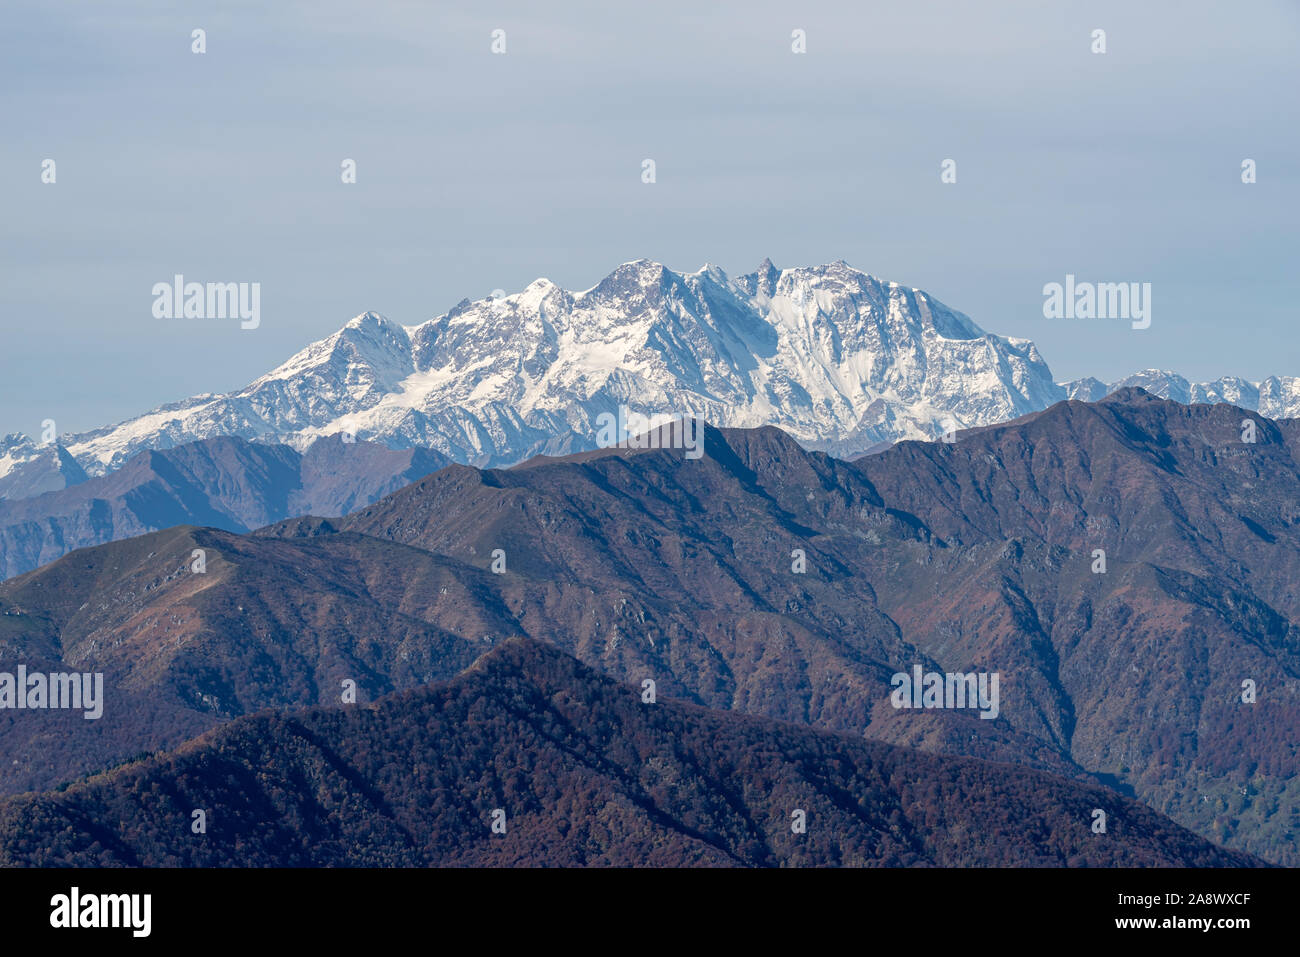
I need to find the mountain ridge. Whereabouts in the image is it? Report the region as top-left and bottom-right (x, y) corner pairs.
(6, 259), (1297, 497)
(0, 637), (1264, 868)
(1, 259), (1064, 479)
(0, 434), (449, 579)
(2, 391), (1297, 863)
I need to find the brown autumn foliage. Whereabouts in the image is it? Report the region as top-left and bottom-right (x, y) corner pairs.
(0, 640), (1263, 868)
(1, 390), (1296, 863)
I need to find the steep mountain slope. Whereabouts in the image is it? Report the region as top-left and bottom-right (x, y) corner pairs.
(0, 639), (1261, 868)
(849, 389), (1300, 861)
(2, 392), (1296, 863)
(0, 260), (1063, 477)
(0, 431), (1066, 798)
(0, 523), (513, 795)
(0, 434), (448, 579)
(0, 436), (87, 500)
(269, 391), (1300, 865)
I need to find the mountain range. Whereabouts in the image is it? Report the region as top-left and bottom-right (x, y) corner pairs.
(0, 638), (1260, 867)
(1063, 369), (1300, 414)
(8, 259), (1296, 500)
(1, 390), (1296, 864)
(0, 435), (448, 580)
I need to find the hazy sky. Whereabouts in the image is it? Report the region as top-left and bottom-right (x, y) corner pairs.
(3, 0), (1297, 437)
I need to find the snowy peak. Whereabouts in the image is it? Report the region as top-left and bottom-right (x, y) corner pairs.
(0, 434), (88, 499)
(2, 258), (1294, 495)
(260, 311), (412, 385)
(1, 260), (1063, 479)
(742, 257), (781, 297)
(1061, 370), (1300, 419)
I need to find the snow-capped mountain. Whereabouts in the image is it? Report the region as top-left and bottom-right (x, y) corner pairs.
(4, 258), (1296, 495)
(0, 259), (1064, 480)
(1061, 370), (1300, 417)
(0, 433), (87, 499)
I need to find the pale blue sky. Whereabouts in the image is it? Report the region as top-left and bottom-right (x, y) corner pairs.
(2, 0), (1297, 436)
